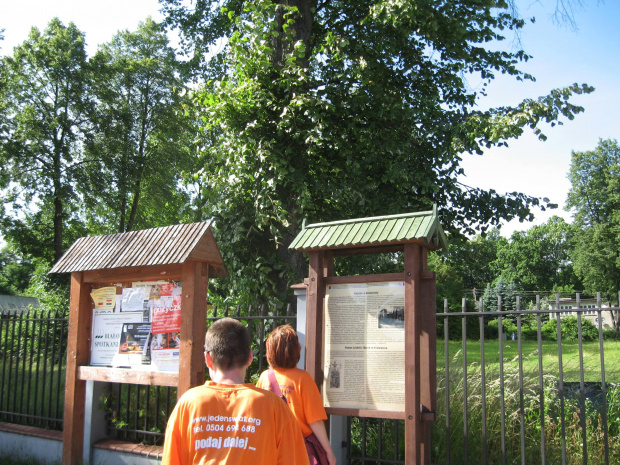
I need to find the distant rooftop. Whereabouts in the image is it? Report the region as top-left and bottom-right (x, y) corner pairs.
(0, 295), (40, 314)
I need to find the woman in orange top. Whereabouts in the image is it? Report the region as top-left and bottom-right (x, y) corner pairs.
(257, 325), (337, 465)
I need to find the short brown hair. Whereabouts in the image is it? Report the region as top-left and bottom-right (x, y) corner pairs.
(266, 325), (301, 369)
(204, 318), (251, 370)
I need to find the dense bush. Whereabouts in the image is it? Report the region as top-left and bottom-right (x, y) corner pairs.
(603, 329), (620, 340)
(541, 316), (599, 342)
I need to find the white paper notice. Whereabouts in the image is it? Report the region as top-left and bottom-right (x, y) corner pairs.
(121, 287), (149, 312)
(323, 282), (406, 412)
(91, 312), (145, 366)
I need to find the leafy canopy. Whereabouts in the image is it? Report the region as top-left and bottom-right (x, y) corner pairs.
(0, 19), (93, 262)
(495, 216), (581, 293)
(160, 0), (594, 304)
(83, 18), (194, 234)
(566, 139), (620, 298)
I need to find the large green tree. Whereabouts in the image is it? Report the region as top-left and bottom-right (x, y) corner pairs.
(162, 0), (593, 304)
(428, 229), (501, 303)
(0, 19), (92, 262)
(494, 216), (580, 293)
(566, 139), (620, 298)
(0, 245), (35, 295)
(83, 18), (194, 234)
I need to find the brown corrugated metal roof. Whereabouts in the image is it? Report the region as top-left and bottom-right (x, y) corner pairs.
(49, 221), (228, 277)
(289, 206), (448, 252)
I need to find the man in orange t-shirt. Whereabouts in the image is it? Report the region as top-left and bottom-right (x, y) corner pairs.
(162, 318), (309, 465)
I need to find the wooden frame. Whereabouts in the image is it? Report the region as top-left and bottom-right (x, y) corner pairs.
(303, 242), (437, 465)
(61, 261), (212, 464)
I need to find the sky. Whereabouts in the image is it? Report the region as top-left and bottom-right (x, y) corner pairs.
(1, 0), (619, 238)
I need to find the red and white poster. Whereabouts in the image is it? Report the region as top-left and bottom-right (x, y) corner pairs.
(150, 288), (182, 372)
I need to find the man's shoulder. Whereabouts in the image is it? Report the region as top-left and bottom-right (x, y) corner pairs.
(246, 383), (285, 403)
(177, 382), (290, 410)
(176, 383), (210, 403)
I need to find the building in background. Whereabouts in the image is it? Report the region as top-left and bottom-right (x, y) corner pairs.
(0, 295), (40, 314)
(549, 297), (616, 330)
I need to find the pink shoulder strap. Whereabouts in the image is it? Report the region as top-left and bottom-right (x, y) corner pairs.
(268, 368), (285, 400)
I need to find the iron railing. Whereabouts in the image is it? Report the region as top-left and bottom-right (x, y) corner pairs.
(1, 296), (619, 465)
(347, 294), (620, 465)
(0, 309), (68, 430)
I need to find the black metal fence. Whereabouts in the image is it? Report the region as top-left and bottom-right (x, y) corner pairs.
(1, 297), (620, 465)
(0, 309), (68, 430)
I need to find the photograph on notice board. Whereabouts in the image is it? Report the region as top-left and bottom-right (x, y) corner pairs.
(112, 322), (152, 367)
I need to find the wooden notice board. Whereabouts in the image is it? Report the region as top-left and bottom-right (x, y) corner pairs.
(50, 222), (228, 465)
(289, 208), (447, 465)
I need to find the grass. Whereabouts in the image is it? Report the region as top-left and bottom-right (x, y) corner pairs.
(431, 360), (620, 465)
(350, 339), (620, 465)
(437, 339), (620, 383)
(431, 338), (620, 465)
(0, 358), (65, 429)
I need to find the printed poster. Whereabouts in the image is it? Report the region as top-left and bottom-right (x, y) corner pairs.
(112, 322), (152, 367)
(150, 292), (182, 372)
(91, 311), (145, 366)
(323, 282), (405, 412)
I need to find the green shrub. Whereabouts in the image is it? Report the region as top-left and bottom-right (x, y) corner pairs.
(603, 329), (620, 340)
(487, 318), (517, 338)
(541, 316), (599, 342)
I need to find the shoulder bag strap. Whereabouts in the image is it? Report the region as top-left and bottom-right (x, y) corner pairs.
(268, 368), (285, 400)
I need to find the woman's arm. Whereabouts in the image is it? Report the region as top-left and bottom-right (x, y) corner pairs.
(309, 420), (337, 465)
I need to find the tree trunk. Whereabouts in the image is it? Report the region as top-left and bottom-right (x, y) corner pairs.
(273, 0), (316, 69)
(119, 195), (127, 233)
(127, 175), (142, 232)
(53, 194), (63, 263)
(52, 144), (64, 263)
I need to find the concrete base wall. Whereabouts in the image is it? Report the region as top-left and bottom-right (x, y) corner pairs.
(92, 448), (161, 465)
(0, 430), (62, 465)
(0, 428), (162, 465)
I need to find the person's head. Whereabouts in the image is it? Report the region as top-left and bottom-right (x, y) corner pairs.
(266, 324), (301, 369)
(204, 318), (252, 371)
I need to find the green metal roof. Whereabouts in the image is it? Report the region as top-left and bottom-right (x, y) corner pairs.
(289, 206), (448, 252)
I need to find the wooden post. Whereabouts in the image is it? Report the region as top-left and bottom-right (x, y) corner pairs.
(178, 261), (209, 398)
(404, 243), (422, 464)
(63, 272), (93, 465)
(323, 251), (334, 278)
(420, 271), (437, 464)
(305, 251), (325, 386)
